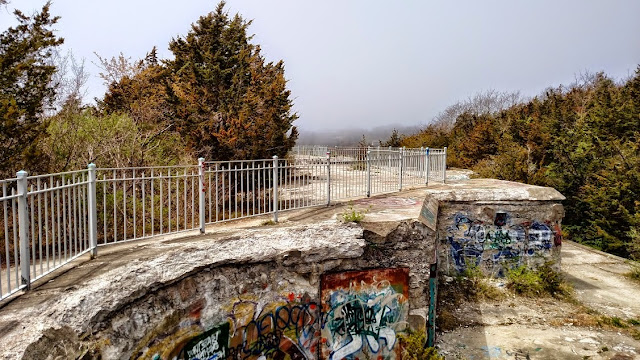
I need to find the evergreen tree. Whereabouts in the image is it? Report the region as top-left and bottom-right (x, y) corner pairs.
(403, 67), (640, 259)
(380, 129), (402, 147)
(0, 2), (63, 176)
(167, 2), (298, 160)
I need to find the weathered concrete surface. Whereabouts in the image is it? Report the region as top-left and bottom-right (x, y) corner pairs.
(0, 207), (436, 359)
(562, 240), (640, 319)
(0, 222), (362, 359)
(424, 178), (565, 202)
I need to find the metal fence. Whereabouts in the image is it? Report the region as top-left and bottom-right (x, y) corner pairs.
(0, 146), (446, 300)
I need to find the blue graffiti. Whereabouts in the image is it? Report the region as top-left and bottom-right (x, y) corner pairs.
(447, 213), (557, 274)
(527, 222), (553, 254)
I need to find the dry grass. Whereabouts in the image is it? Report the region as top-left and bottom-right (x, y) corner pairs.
(627, 263), (640, 283)
(551, 306), (640, 340)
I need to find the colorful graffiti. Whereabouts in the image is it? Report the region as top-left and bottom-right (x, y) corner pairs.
(138, 293), (321, 360)
(446, 212), (559, 275)
(137, 269), (411, 360)
(225, 295), (321, 360)
(320, 268), (409, 360)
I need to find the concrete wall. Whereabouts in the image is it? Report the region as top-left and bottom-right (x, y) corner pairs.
(417, 180), (565, 277)
(17, 220), (435, 360)
(437, 202), (563, 276)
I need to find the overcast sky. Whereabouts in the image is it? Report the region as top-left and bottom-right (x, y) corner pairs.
(2, 0), (639, 132)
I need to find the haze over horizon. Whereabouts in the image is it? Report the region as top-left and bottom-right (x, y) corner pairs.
(2, 0), (639, 133)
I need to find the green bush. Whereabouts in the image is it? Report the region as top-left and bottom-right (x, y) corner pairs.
(506, 262), (572, 298)
(506, 266), (544, 296)
(341, 203), (367, 223)
(398, 329), (443, 360)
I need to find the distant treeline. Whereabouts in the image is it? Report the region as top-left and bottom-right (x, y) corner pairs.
(296, 124), (421, 147)
(397, 69), (640, 259)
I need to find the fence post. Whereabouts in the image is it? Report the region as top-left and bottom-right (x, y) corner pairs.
(16, 170), (30, 289)
(443, 147), (447, 183)
(420, 147), (424, 175)
(398, 147), (404, 191)
(366, 148), (371, 197)
(425, 147), (430, 186)
(326, 152), (331, 206)
(88, 164), (98, 258)
(198, 158), (206, 233)
(272, 156), (279, 222)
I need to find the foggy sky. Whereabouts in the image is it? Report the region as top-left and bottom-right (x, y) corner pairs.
(2, 0), (639, 133)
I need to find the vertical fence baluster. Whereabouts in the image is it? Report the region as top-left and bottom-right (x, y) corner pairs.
(122, 172), (126, 241)
(12, 188), (18, 287)
(168, 169), (171, 233)
(133, 169), (136, 240)
(37, 179), (42, 275)
(160, 170), (163, 234)
(3, 184), (10, 291)
(102, 175), (106, 245)
(44, 183), (49, 271)
(198, 158), (205, 233)
(183, 168), (187, 230)
(272, 156), (278, 222)
(16, 171), (30, 288)
(29, 185), (35, 277)
(191, 170), (195, 229)
(443, 147), (447, 183)
(112, 170), (116, 243)
(142, 173), (146, 238)
(215, 164), (219, 222)
(208, 165), (212, 223)
(151, 169), (155, 236)
(88, 164), (97, 257)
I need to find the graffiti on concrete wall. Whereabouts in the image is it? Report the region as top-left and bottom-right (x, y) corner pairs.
(138, 268), (410, 360)
(138, 293), (321, 360)
(446, 212), (560, 275)
(225, 294), (321, 360)
(179, 322), (230, 360)
(320, 268), (409, 360)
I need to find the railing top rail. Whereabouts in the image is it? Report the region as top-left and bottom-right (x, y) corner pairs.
(0, 192), (22, 201)
(203, 158), (274, 165)
(25, 169), (88, 180)
(97, 165), (197, 171)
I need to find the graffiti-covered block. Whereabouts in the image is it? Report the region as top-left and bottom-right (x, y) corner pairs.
(441, 206), (562, 276)
(320, 268), (410, 360)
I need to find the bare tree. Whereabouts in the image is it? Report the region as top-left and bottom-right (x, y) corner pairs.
(93, 52), (142, 86)
(49, 49), (89, 110)
(430, 89), (523, 130)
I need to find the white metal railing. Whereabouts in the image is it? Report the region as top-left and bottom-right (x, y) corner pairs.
(0, 146), (446, 300)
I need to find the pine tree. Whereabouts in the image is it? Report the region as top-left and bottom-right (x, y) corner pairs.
(166, 1), (298, 160)
(0, 2), (63, 176)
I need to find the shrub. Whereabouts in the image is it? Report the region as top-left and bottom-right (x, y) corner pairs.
(506, 266), (543, 296)
(506, 262), (572, 298)
(627, 263), (640, 283)
(398, 329), (443, 360)
(341, 203), (367, 223)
